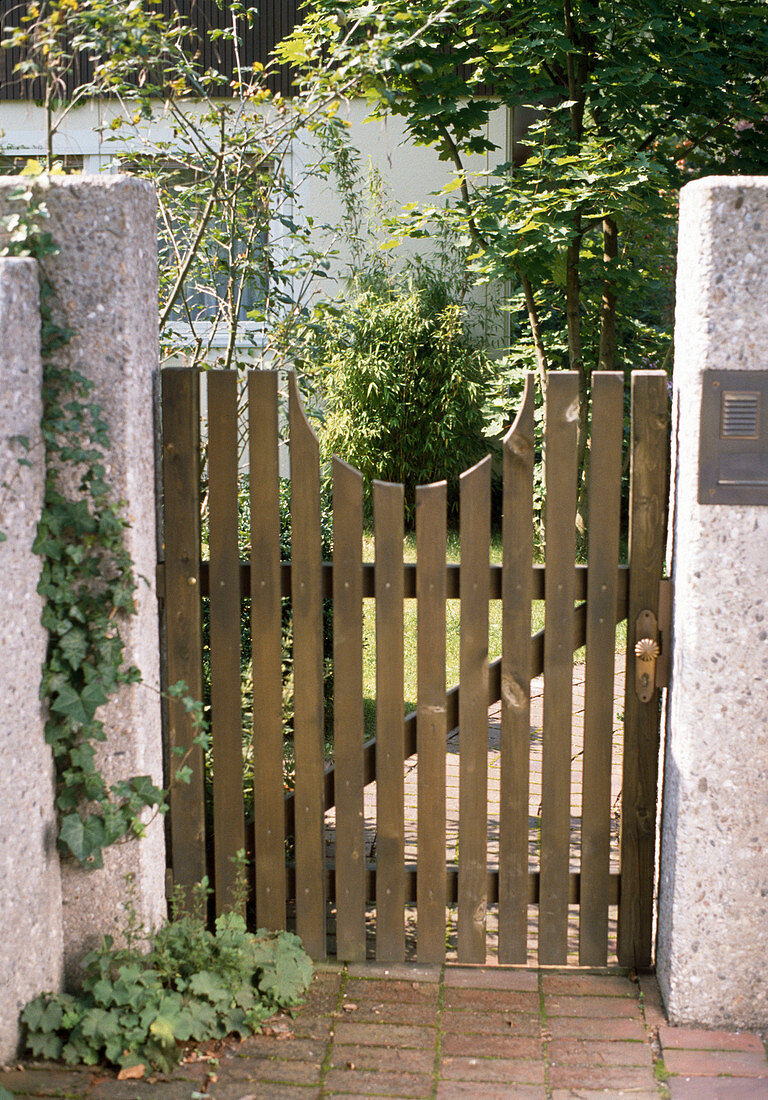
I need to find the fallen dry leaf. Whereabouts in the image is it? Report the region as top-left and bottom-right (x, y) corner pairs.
(117, 1063), (145, 1081)
(262, 1017), (294, 1039)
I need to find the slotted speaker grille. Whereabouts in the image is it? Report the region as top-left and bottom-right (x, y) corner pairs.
(721, 391), (760, 438)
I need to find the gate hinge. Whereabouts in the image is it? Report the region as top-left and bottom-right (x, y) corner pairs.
(656, 577), (672, 689)
(156, 561), (165, 602)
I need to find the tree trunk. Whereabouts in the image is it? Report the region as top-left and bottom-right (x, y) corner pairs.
(598, 218), (618, 371)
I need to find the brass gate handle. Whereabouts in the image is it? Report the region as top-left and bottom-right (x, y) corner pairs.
(634, 610), (660, 703)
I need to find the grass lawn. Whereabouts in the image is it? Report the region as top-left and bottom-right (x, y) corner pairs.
(361, 530), (546, 738)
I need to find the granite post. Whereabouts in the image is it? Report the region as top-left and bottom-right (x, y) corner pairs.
(0, 258), (63, 1061)
(0, 175), (166, 984)
(658, 177), (768, 1028)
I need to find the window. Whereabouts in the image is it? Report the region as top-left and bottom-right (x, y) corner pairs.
(123, 154), (271, 352)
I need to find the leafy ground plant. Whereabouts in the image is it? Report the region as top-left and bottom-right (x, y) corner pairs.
(21, 879), (313, 1074)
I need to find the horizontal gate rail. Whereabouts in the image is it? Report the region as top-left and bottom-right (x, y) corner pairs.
(284, 866), (621, 907)
(159, 559), (630, 602)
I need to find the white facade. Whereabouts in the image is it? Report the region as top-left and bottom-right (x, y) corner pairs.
(0, 95), (514, 348)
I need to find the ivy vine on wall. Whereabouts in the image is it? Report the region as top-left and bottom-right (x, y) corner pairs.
(2, 174), (178, 868)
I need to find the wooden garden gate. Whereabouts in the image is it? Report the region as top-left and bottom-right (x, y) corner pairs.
(158, 367), (669, 969)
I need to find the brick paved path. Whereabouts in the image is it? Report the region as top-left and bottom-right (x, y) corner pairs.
(3, 966), (767, 1099)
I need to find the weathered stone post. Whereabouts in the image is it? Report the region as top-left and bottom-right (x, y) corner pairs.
(658, 177), (768, 1028)
(0, 258), (63, 1061)
(0, 175), (166, 983)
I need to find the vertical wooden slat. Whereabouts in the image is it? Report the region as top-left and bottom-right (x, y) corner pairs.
(580, 372), (624, 965)
(539, 370), (579, 964)
(333, 457), (366, 961)
(374, 480), (405, 962)
(289, 373), (326, 958)
(499, 373), (536, 963)
(161, 367), (206, 898)
(208, 369), (245, 914)
(249, 370), (285, 931)
(618, 371), (668, 968)
(416, 481), (447, 964)
(457, 456), (491, 963)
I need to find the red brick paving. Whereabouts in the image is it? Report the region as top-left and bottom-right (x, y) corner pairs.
(659, 1025), (765, 1053)
(668, 1081), (768, 1099)
(3, 964), (768, 1098)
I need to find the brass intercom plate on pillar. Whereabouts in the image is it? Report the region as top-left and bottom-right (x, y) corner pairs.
(699, 370), (768, 504)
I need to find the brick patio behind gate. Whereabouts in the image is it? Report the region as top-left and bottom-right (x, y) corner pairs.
(325, 656), (627, 962)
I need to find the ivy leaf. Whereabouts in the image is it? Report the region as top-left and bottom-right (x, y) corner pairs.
(50, 684), (90, 726)
(58, 628), (89, 669)
(59, 812), (106, 864)
(81, 681), (109, 717)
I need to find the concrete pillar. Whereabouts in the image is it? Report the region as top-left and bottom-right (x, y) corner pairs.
(0, 258), (63, 1060)
(658, 177), (768, 1028)
(0, 175), (166, 984)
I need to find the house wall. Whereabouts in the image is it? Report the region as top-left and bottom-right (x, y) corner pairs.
(0, 96), (514, 349)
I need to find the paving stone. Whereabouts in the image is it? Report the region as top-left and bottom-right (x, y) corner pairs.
(545, 994), (642, 1018)
(299, 973), (343, 1015)
(668, 1079), (768, 1099)
(642, 1000), (669, 1029)
(444, 968), (539, 991)
(234, 1036), (327, 1062)
(88, 1083), (202, 1100)
(323, 1095), (417, 1100)
(663, 1050), (768, 1077)
(331, 1043), (434, 1075)
(205, 1083), (318, 1099)
(547, 1038), (653, 1067)
(343, 980), (439, 1005)
(439, 1055), (545, 1084)
(435, 1081), (546, 1099)
(441, 1010), (541, 1036)
(0, 1066), (94, 1096)
(548, 1064), (658, 1090)
(323, 1068), (432, 1097)
(639, 974), (665, 1009)
(226, 1058), (323, 1085)
(332, 1022), (435, 1049)
(442, 989), (539, 1012)
(346, 964), (440, 983)
(659, 1026), (766, 1053)
(550, 1091), (660, 1099)
(548, 1015), (647, 1041)
(541, 973), (637, 997)
(337, 1001), (439, 1026)
(291, 1016), (335, 1042)
(440, 1034), (543, 1059)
